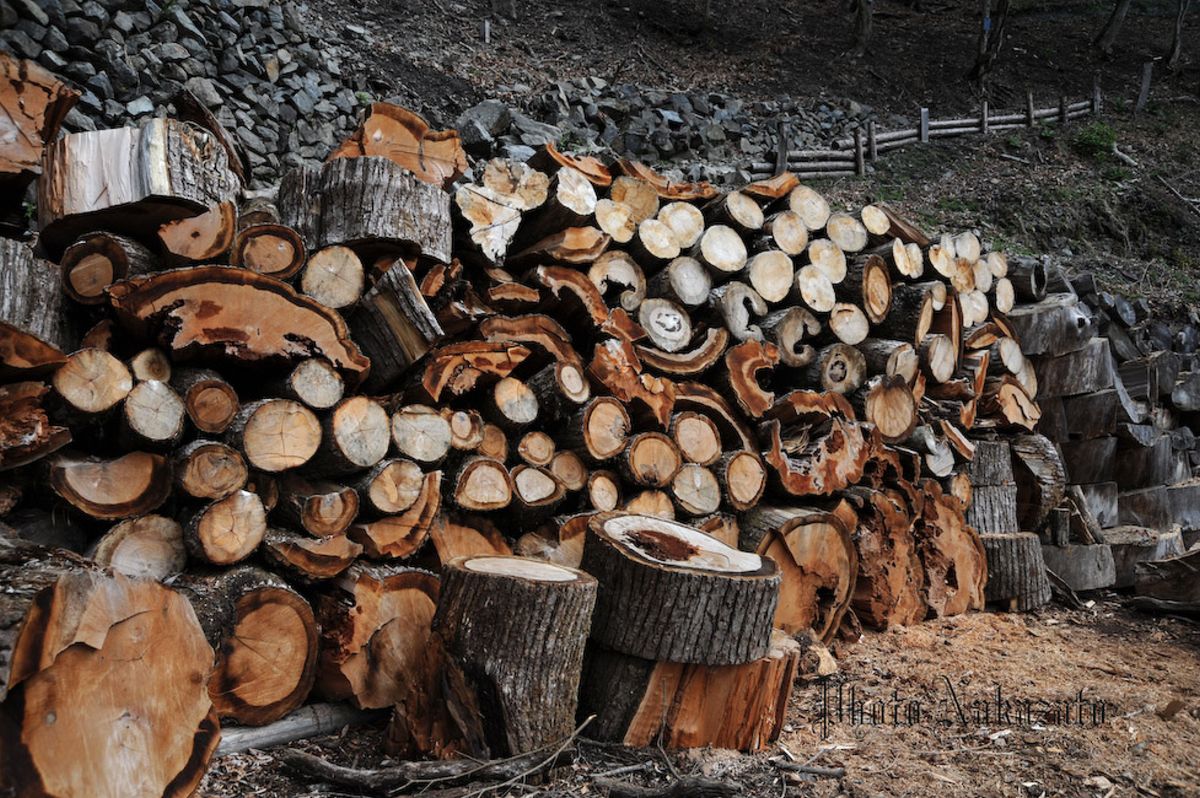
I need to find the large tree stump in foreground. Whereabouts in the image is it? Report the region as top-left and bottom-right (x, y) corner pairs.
(0, 539), (217, 798)
(582, 513), (780, 665)
(980, 532), (1051, 611)
(433, 555), (596, 757)
(177, 567), (319, 726)
(579, 631), (800, 752)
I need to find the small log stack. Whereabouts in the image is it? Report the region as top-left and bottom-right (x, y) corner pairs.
(0, 51), (1078, 792)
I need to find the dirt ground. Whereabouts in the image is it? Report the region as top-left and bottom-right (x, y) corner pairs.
(202, 599), (1200, 797)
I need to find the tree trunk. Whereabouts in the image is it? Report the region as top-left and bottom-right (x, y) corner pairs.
(60, 231), (157, 305)
(182, 490), (268, 565)
(226, 398), (323, 473)
(980, 532), (1052, 610)
(1095, 0), (1133, 54)
(172, 367), (240, 434)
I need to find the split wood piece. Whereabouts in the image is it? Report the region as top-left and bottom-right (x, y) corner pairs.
(594, 198), (640, 244)
(992, 277), (1016, 313)
(50, 450), (171, 520)
(840, 254), (892, 324)
(529, 144), (611, 187)
(515, 513), (591, 569)
(657, 202), (706, 249)
(313, 563), (440, 710)
(618, 160), (718, 201)
(349, 470), (441, 559)
(579, 632), (799, 752)
(632, 218), (682, 265)
(171, 367), (240, 434)
(668, 464), (721, 517)
(38, 118), (240, 257)
(1058, 437), (1117, 484)
(246, 470), (281, 513)
(980, 533), (1052, 611)
(788, 184), (831, 230)
(300, 245), (365, 310)
(352, 261), (443, 391)
(517, 431), (556, 468)
(172, 87), (248, 184)
(723, 339), (779, 418)
(670, 411), (722, 466)
(965, 484), (1020, 534)
(743, 171), (800, 201)
(590, 250), (647, 312)
(826, 213), (868, 253)
(675, 381), (757, 451)
(759, 211), (809, 256)
(1010, 433), (1066, 532)
(453, 456), (514, 512)
(746, 251), (796, 304)
(826, 302), (870, 346)
(854, 374), (918, 443)
(484, 376), (537, 431)
(509, 226), (611, 266)
(226, 399), (322, 473)
(1113, 435), (1177, 490)
(760, 306), (820, 368)
(428, 513), (513, 566)
(354, 458), (426, 517)
(557, 397), (631, 465)
(806, 239), (847, 285)
(740, 505), (856, 643)
(624, 490), (676, 519)
(760, 404), (870, 497)
(843, 490), (926, 629)
(230, 223), (305, 279)
(858, 338), (919, 384)
(478, 314), (591, 405)
(872, 235), (921, 283)
(276, 475), (360, 538)
(711, 281), (768, 343)
(790, 265), (833, 318)
(532, 265), (611, 330)
(0, 538), (217, 798)
(1034, 337), (1114, 398)
(313, 396), (390, 475)
(417, 341), (531, 403)
(0, 52), (77, 187)
(646, 255), (712, 308)
(119, 379), (186, 450)
(874, 281), (934, 346)
(705, 191), (764, 232)
(183, 489), (268, 565)
(621, 432), (683, 488)
(89, 514), (186, 580)
(1005, 293), (1093, 357)
(915, 480), (988, 617)
(980, 376), (1041, 430)
(692, 224), (748, 275)
(1117, 487), (1172, 529)
(1008, 256), (1048, 303)
(517, 165), (597, 245)
(584, 513), (780, 664)
(966, 439), (1014, 485)
(1133, 548), (1200, 607)
(60, 231), (157, 304)
(589, 338), (677, 428)
(635, 327), (729, 377)
(178, 567), (318, 726)
(329, 102), (466, 188)
(157, 202), (238, 265)
(271, 358), (344, 411)
(1, 240), (73, 376)
(433, 555), (596, 756)
(906, 425), (954, 477)
(0, 381), (71, 471)
(53, 347), (132, 415)
(638, 298), (693, 353)
(588, 470), (623, 512)
(920, 333), (958, 384)
(110, 266), (369, 382)
(128, 347), (171, 383)
(715, 450), (767, 512)
(863, 203), (929, 246)
(263, 528), (363, 583)
(510, 465), (568, 523)
(804, 343), (866, 394)
(693, 513), (739, 549)
(927, 288), (963, 361)
(454, 159), (549, 262)
(550, 450), (588, 492)
(609, 176), (662, 225)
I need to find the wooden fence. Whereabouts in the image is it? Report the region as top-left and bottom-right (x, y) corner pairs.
(748, 78), (1104, 181)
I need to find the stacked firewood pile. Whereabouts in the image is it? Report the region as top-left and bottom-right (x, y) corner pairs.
(0, 53), (1048, 796)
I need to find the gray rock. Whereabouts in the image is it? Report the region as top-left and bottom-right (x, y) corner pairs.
(62, 60), (96, 82)
(157, 41), (189, 61)
(501, 144), (536, 162)
(12, 0), (48, 25)
(0, 1), (16, 28)
(511, 112), (559, 146)
(457, 99), (511, 138)
(1, 29), (41, 59)
(64, 107), (95, 130)
(126, 96), (154, 115)
(39, 50), (67, 70)
(63, 15), (99, 44)
(86, 71), (113, 100)
(14, 18), (46, 42)
(458, 119), (493, 155)
(184, 76), (223, 107)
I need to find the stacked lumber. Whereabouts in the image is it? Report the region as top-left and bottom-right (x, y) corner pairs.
(1008, 268), (1193, 589)
(0, 61), (1037, 788)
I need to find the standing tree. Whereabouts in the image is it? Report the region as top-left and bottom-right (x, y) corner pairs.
(1166, 0), (1192, 70)
(969, 0), (1012, 84)
(1094, 0), (1133, 55)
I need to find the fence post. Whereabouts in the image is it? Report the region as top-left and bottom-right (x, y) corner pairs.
(867, 121), (878, 162)
(1026, 91), (1035, 127)
(1058, 95), (1068, 126)
(981, 99), (989, 134)
(1092, 72), (1102, 116)
(854, 129), (865, 177)
(919, 107), (929, 143)
(774, 119), (788, 176)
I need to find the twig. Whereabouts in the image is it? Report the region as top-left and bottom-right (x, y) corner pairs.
(998, 153), (1031, 165)
(1111, 143), (1138, 167)
(1156, 175), (1200, 220)
(772, 762), (846, 778)
(593, 775), (744, 797)
(595, 762), (655, 778)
